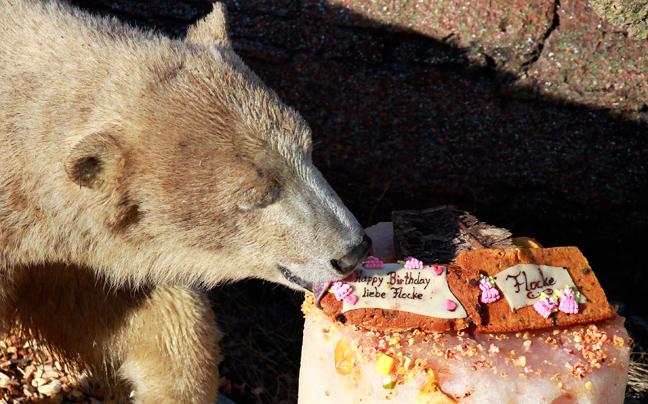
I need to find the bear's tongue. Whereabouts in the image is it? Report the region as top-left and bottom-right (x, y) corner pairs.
(312, 282), (332, 309)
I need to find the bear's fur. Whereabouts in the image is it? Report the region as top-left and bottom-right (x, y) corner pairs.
(0, 0), (369, 402)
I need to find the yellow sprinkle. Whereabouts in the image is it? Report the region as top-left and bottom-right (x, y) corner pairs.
(513, 356), (527, 367)
(376, 354), (396, 375)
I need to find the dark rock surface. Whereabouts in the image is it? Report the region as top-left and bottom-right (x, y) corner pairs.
(63, 0), (648, 402)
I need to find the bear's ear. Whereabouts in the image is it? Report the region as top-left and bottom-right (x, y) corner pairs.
(186, 2), (230, 47)
(65, 133), (124, 191)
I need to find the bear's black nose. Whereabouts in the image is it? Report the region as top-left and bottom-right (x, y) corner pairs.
(331, 234), (372, 273)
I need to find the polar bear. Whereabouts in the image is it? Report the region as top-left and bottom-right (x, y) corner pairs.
(0, 0), (370, 402)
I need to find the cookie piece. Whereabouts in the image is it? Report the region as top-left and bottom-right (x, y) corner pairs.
(457, 247), (613, 333)
(320, 263), (481, 332)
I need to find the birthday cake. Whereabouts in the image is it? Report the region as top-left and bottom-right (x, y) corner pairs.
(319, 246), (613, 334)
(298, 208), (630, 404)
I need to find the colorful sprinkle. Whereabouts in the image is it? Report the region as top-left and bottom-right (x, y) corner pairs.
(445, 299), (458, 311)
(334, 340), (353, 375)
(344, 271), (356, 282)
(344, 294), (358, 305)
(363, 256), (384, 269)
(404, 257), (424, 269)
(382, 375), (396, 389)
(376, 354), (396, 375)
(430, 265), (444, 275)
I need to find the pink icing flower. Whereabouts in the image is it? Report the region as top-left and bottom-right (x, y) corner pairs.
(558, 287), (579, 314)
(363, 256), (384, 269)
(330, 281), (352, 301)
(534, 296), (557, 318)
(478, 277), (501, 304)
(404, 257), (423, 269)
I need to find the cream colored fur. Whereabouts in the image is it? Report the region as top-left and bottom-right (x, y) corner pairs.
(0, 0), (364, 290)
(0, 0), (366, 402)
(7, 264), (221, 402)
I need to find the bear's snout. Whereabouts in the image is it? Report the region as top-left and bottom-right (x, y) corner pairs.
(331, 234), (372, 274)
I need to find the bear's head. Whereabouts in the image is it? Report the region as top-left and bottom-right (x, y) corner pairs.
(62, 3), (370, 292)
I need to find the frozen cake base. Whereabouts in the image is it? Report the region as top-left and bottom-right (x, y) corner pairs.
(299, 303), (629, 404)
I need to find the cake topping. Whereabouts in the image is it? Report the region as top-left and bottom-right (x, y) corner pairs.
(458, 247), (613, 333)
(376, 353), (396, 375)
(331, 281), (352, 301)
(334, 339), (354, 375)
(340, 263), (468, 319)
(403, 257), (424, 269)
(344, 295), (358, 305)
(493, 264), (586, 311)
(558, 286), (580, 314)
(478, 274), (501, 303)
(533, 286), (581, 318)
(533, 293), (558, 318)
(363, 256), (384, 269)
(382, 375), (396, 389)
(319, 246), (612, 334)
(445, 299), (458, 311)
(416, 370), (455, 404)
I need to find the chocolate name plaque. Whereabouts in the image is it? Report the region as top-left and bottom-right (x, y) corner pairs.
(341, 264), (467, 319)
(494, 264), (587, 310)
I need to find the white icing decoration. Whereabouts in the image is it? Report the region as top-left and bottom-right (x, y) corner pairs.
(341, 264), (467, 319)
(493, 264), (587, 311)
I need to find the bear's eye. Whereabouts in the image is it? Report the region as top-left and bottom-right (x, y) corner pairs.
(258, 187), (283, 208)
(237, 184), (283, 211)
